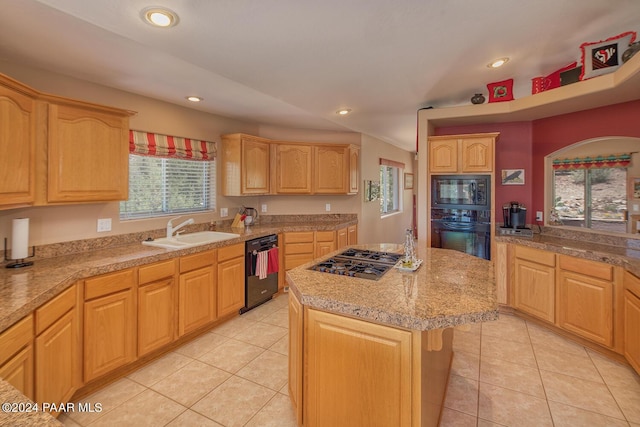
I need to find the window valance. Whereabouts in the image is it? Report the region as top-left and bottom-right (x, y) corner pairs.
(129, 130), (217, 161)
(379, 158), (405, 169)
(552, 153), (631, 170)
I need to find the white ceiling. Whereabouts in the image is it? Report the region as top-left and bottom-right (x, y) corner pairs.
(1, 0), (639, 151)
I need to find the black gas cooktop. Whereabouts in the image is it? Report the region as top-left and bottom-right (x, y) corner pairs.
(308, 248), (402, 280)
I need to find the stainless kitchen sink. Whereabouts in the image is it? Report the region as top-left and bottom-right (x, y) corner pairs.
(142, 231), (240, 249)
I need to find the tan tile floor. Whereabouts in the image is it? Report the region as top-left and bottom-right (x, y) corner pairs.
(59, 295), (640, 426)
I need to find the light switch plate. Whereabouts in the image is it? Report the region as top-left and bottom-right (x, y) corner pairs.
(261, 204), (267, 213)
(536, 211), (543, 222)
(220, 208), (228, 217)
(325, 203), (331, 212)
(97, 218), (112, 232)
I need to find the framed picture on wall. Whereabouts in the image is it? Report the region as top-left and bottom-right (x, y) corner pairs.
(501, 169), (525, 185)
(630, 177), (640, 200)
(404, 173), (414, 190)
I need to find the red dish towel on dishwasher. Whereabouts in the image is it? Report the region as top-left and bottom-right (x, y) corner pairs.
(267, 247), (279, 274)
(257, 251), (268, 279)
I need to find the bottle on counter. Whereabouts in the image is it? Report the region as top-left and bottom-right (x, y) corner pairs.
(403, 228), (416, 267)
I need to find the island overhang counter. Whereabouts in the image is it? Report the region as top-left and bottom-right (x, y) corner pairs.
(286, 244), (498, 427)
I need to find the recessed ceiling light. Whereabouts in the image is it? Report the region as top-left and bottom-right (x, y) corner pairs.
(336, 108), (352, 116)
(488, 57), (509, 68)
(141, 7), (179, 28)
(186, 96), (203, 102)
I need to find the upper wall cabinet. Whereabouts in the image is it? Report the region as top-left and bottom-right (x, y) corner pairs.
(45, 99), (130, 203)
(220, 133), (271, 196)
(428, 132), (498, 173)
(0, 75), (38, 209)
(274, 143), (313, 194)
(0, 73), (133, 209)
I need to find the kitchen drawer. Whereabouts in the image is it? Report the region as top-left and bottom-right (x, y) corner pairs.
(0, 315), (33, 364)
(218, 243), (244, 262)
(515, 245), (555, 267)
(625, 270), (640, 298)
(35, 284), (76, 335)
(180, 249), (216, 273)
(285, 242), (315, 255)
(139, 259), (176, 285)
(559, 255), (613, 281)
(315, 231), (335, 242)
(285, 253), (315, 270)
(284, 232), (314, 244)
(85, 269), (135, 301)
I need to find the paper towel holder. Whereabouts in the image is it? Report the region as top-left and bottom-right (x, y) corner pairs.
(3, 238), (35, 268)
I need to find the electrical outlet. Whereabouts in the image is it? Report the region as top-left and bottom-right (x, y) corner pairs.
(97, 218), (112, 232)
(634, 204), (639, 212)
(220, 208), (228, 217)
(325, 203), (331, 212)
(261, 204), (267, 213)
(536, 211), (543, 222)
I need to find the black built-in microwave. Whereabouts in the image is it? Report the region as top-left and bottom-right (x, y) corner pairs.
(431, 175), (490, 209)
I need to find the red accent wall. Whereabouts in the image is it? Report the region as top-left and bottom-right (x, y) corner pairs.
(434, 122), (533, 222)
(531, 99), (640, 213)
(434, 99), (640, 223)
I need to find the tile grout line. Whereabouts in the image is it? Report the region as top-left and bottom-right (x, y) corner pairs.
(585, 347), (631, 424)
(525, 319), (556, 427)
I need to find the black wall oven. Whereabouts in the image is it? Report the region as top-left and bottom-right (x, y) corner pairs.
(430, 175), (491, 260)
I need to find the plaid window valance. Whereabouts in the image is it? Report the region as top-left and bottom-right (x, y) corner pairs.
(552, 153), (631, 170)
(129, 130), (217, 161)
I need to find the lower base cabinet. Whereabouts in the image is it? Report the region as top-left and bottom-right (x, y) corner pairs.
(625, 271), (640, 374)
(513, 246), (556, 323)
(179, 250), (217, 336)
(83, 270), (136, 383)
(217, 243), (245, 318)
(0, 315), (34, 400)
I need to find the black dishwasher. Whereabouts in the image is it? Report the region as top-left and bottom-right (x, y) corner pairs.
(242, 234), (279, 313)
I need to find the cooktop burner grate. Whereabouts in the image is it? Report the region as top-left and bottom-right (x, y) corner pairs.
(308, 248), (402, 280)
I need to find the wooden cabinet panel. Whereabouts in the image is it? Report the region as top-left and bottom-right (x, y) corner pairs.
(218, 243), (244, 262)
(85, 269), (135, 300)
(275, 144), (312, 194)
(0, 346), (34, 400)
(460, 137), (493, 172)
(138, 278), (175, 357)
(242, 138), (270, 194)
(305, 308), (412, 427)
(429, 139), (458, 173)
(179, 265), (216, 336)
(314, 145), (348, 194)
(35, 284), (76, 335)
(347, 225), (358, 245)
(35, 309), (80, 405)
(285, 232), (315, 244)
(180, 249), (216, 273)
(0, 78), (37, 208)
(515, 245), (555, 267)
(0, 314), (34, 400)
(47, 102), (129, 203)
(349, 146), (360, 194)
(84, 289), (136, 382)
(217, 255), (245, 318)
(558, 270), (613, 347)
(337, 227), (348, 249)
(559, 255), (613, 281)
(288, 292), (303, 425)
(514, 257), (556, 323)
(138, 259), (176, 285)
(315, 241), (335, 259)
(624, 289), (640, 374)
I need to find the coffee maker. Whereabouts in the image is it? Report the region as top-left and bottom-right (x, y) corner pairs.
(502, 201), (527, 229)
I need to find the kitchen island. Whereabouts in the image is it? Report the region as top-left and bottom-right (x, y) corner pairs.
(286, 244), (498, 427)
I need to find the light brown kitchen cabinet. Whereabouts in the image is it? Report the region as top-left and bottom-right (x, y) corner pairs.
(220, 133), (271, 195)
(337, 227), (348, 249)
(46, 100), (129, 203)
(0, 315), (34, 400)
(624, 271), (640, 374)
(35, 284), (81, 408)
(513, 245), (556, 323)
(283, 232), (316, 270)
(315, 231), (336, 258)
(274, 143), (313, 194)
(137, 260), (176, 357)
(83, 269), (136, 382)
(558, 255), (615, 347)
(288, 292), (303, 425)
(304, 308), (412, 427)
(0, 75), (38, 209)
(179, 250), (217, 336)
(347, 224), (358, 245)
(314, 145), (348, 194)
(428, 132), (498, 173)
(217, 243), (245, 317)
(349, 145), (360, 194)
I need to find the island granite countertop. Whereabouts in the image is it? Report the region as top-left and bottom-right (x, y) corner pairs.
(286, 244), (499, 331)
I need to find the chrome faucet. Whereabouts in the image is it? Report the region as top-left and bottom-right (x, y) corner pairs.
(166, 216), (194, 239)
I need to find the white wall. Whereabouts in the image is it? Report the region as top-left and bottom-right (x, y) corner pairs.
(0, 62), (412, 246)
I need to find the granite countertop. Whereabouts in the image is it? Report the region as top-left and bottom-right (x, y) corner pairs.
(0, 380), (62, 426)
(0, 219), (356, 334)
(286, 244), (499, 331)
(495, 232), (640, 277)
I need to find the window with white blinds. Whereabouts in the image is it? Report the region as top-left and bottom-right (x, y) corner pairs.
(120, 154), (216, 220)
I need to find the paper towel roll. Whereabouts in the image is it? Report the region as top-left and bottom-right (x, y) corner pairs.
(12, 218), (29, 260)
